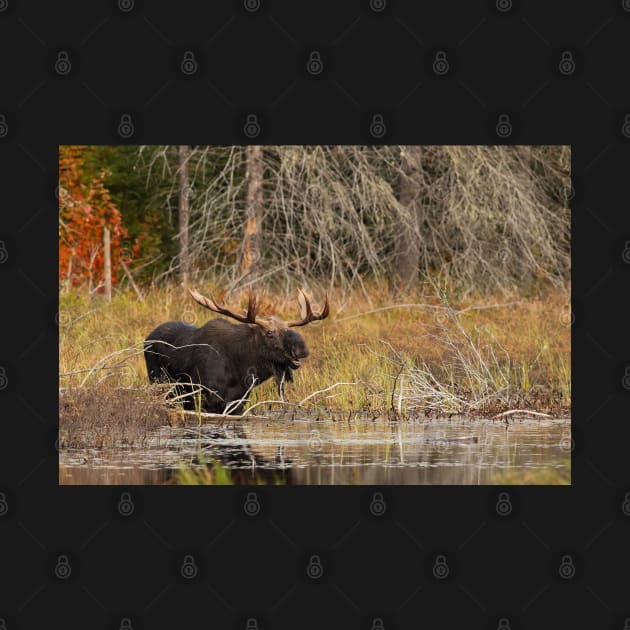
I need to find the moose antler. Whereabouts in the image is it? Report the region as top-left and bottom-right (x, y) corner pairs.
(287, 289), (330, 327)
(188, 288), (260, 324)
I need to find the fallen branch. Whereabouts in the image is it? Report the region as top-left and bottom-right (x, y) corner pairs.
(174, 409), (271, 422)
(491, 409), (552, 420)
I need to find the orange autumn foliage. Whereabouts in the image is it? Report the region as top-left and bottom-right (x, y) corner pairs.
(59, 146), (136, 289)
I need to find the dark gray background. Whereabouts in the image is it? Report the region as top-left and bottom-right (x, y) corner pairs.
(0, 0), (628, 628)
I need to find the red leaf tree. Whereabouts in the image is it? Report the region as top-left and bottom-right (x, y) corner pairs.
(59, 146), (135, 291)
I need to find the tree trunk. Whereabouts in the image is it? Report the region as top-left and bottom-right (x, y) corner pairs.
(392, 146), (423, 295)
(178, 144), (191, 287)
(240, 145), (264, 279)
(103, 226), (112, 302)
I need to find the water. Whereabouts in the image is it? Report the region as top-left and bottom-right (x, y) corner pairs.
(59, 415), (570, 485)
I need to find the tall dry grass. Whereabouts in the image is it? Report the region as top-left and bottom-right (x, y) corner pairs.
(59, 282), (570, 421)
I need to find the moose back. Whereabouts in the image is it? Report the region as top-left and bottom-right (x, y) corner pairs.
(144, 288), (329, 414)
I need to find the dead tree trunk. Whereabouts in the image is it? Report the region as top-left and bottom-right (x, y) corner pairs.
(103, 226), (112, 302)
(240, 145), (264, 279)
(392, 146), (423, 295)
(178, 144), (191, 287)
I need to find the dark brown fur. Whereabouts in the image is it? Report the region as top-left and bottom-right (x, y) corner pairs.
(144, 317), (309, 414)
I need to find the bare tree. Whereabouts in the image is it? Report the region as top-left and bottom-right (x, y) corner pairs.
(393, 146), (424, 294)
(240, 145), (264, 280)
(178, 144), (191, 287)
(141, 145), (570, 294)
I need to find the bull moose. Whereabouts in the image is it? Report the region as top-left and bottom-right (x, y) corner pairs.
(144, 288), (329, 414)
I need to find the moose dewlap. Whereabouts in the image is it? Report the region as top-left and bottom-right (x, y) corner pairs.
(144, 288), (329, 415)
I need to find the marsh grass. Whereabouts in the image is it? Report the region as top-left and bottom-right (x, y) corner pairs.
(59, 282), (571, 437)
(59, 383), (172, 448)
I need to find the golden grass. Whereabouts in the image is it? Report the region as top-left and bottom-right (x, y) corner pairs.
(59, 283), (570, 418)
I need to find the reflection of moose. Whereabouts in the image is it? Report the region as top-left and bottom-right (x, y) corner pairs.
(171, 424), (295, 485)
(144, 289), (329, 414)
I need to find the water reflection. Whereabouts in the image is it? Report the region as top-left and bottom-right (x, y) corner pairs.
(59, 417), (570, 485)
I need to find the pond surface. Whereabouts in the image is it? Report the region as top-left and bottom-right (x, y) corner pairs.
(59, 415), (570, 485)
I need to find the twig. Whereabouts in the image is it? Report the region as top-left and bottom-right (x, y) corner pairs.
(457, 301), (522, 313)
(120, 259), (144, 301)
(60, 365), (127, 377)
(298, 382), (357, 405)
(334, 303), (444, 323)
(223, 377), (258, 415)
(390, 365), (403, 412)
(333, 301), (522, 324)
(241, 399), (300, 415)
(491, 409), (552, 420)
(78, 342), (145, 386)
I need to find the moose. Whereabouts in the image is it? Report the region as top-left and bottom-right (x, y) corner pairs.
(144, 288), (329, 414)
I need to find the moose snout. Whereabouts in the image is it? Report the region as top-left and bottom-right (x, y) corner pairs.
(295, 341), (309, 359)
(285, 330), (309, 361)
